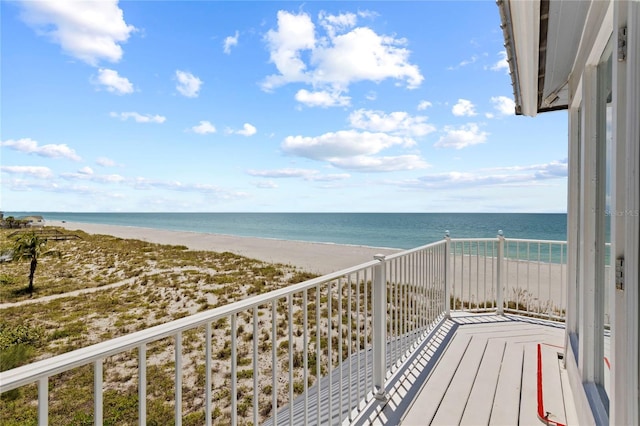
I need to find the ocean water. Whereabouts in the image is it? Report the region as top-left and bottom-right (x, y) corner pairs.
(6, 212), (567, 250)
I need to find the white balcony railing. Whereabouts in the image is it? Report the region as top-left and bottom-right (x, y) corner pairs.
(0, 235), (568, 425)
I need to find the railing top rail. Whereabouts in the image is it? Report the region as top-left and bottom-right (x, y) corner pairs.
(384, 239), (446, 261)
(448, 238), (499, 243)
(503, 238), (567, 244)
(448, 237), (568, 245)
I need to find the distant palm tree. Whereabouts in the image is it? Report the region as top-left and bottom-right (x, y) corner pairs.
(12, 232), (55, 295)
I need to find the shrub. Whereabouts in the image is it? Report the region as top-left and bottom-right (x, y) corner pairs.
(0, 323), (44, 351)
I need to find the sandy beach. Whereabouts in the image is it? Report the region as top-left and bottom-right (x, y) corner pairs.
(48, 220), (401, 275)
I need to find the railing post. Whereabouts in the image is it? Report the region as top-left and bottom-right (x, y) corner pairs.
(373, 254), (388, 401)
(496, 230), (505, 315)
(444, 231), (451, 319)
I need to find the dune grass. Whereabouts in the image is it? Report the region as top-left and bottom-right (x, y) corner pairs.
(1, 227), (321, 425)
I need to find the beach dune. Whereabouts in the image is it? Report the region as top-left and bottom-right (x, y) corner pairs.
(49, 220), (401, 275)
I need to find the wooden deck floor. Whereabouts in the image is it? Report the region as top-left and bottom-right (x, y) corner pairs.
(363, 314), (579, 426)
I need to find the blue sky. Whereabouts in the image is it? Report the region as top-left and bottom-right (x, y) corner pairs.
(1, 1), (568, 213)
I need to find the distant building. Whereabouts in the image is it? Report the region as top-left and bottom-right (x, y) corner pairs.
(19, 216), (45, 227)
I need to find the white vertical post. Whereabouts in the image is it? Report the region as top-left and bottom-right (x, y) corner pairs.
(175, 333), (182, 426)
(138, 344), (146, 425)
(496, 231), (505, 315)
(38, 377), (48, 426)
(231, 314), (237, 426)
(444, 232), (451, 318)
(205, 323), (212, 426)
(373, 254), (387, 400)
(94, 359), (103, 425)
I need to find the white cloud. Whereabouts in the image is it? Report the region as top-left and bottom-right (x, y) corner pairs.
(484, 159), (568, 179)
(447, 54), (478, 70)
(94, 68), (134, 94)
(247, 168), (351, 181)
(225, 123), (258, 136)
(311, 27), (423, 90)
(435, 123), (488, 149)
(61, 170), (125, 183)
(17, 0), (135, 66)
(1, 165), (54, 179)
(110, 111), (166, 123)
(96, 157), (116, 167)
(490, 51), (509, 73)
(254, 180), (278, 189)
(349, 109), (435, 137)
(452, 99), (477, 117)
(223, 31), (239, 54)
(1, 137), (81, 161)
(490, 96), (516, 116)
(235, 123), (257, 137)
(395, 159), (567, 190)
(191, 121), (217, 135)
(175, 70), (202, 98)
(330, 155), (428, 172)
(263, 11), (316, 90)
(295, 89), (351, 108)
(282, 130), (412, 160)
(307, 173), (351, 182)
(262, 10), (423, 95)
(417, 100), (432, 111)
(318, 11), (357, 38)
(248, 168), (317, 179)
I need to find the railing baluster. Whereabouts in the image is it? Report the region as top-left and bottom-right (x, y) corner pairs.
(338, 277), (343, 421)
(527, 242), (531, 313)
(272, 302), (278, 426)
(205, 322), (212, 426)
(538, 243), (551, 312)
(346, 277), (352, 421)
(175, 332), (182, 426)
(444, 234), (451, 318)
(38, 377), (48, 426)
(138, 344), (146, 425)
(288, 295), (294, 425)
(252, 308), (258, 426)
(328, 281), (333, 424)
(548, 243), (553, 318)
(373, 254), (386, 400)
(496, 232), (504, 315)
(94, 359), (103, 425)
(303, 290), (309, 425)
(394, 259), (399, 364)
(364, 269), (369, 398)
(316, 285), (321, 425)
(355, 272), (361, 406)
(231, 314), (237, 426)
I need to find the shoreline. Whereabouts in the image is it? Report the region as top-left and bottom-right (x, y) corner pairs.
(48, 220), (402, 275)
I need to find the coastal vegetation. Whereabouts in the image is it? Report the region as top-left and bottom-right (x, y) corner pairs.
(10, 231), (59, 295)
(0, 227), (339, 425)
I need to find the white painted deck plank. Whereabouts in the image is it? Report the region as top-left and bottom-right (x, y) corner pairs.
(401, 333), (471, 425)
(431, 336), (488, 425)
(541, 344), (567, 425)
(519, 344), (541, 425)
(393, 316), (575, 426)
(459, 339), (506, 426)
(488, 343), (523, 425)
